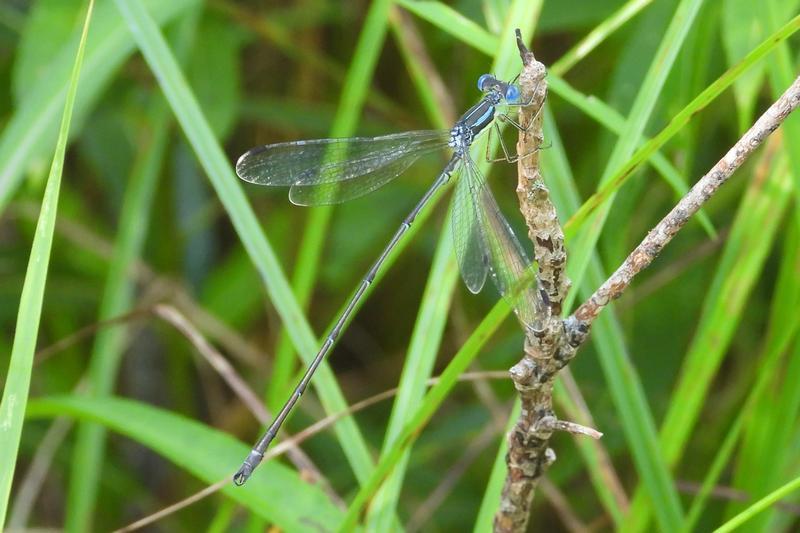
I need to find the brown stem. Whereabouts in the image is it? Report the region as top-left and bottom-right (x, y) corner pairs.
(497, 29), (800, 533)
(495, 32), (576, 533)
(572, 74), (800, 331)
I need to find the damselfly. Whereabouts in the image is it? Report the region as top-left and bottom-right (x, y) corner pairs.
(233, 73), (544, 485)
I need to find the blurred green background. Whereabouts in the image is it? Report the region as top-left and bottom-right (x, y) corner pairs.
(2, 0), (800, 531)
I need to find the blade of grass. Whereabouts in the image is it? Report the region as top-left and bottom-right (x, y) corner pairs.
(547, 75), (716, 238)
(764, 3), (800, 234)
(724, 5), (800, 527)
(550, 0), (654, 76)
(65, 97), (171, 531)
(26, 395), (343, 529)
(473, 401), (520, 532)
(368, 3), (543, 526)
(365, 15), (455, 528)
(564, 0), (704, 320)
(625, 149), (793, 531)
(366, 220), (459, 530)
(546, 106), (675, 529)
(389, 6), (454, 127)
(0, 0), (94, 526)
(682, 217), (800, 531)
(65, 13), (196, 529)
(396, 0), (498, 55)
(731, 284), (800, 520)
(399, 0), (721, 238)
(0, 0), (199, 213)
(720, 0), (771, 129)
(564, 14), (800, 235)
(338, 301), (512, 531)
(713, 474), (800, 533)
(552, 65), (685, 522)
(267, 0), (393, 417)
(113, 0), (374, 484)
(540, 109), (641, 528)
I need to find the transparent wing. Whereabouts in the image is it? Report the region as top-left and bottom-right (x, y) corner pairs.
(462, 156), (542, 328)
(236, 130), (451, 204)
(451, 161), (489, 294)
(290, 151), (428, 206)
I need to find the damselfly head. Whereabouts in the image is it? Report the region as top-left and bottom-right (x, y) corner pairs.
(477, 74), (521, 104)
(477, 73), (502, 93)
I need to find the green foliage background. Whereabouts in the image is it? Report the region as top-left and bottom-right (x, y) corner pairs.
(2, 0), (800, 531)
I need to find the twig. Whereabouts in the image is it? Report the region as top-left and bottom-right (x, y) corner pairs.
(407, 401), (511, 532)
(497, 29), (800, 533)
(150, 303), (338, 504)
(11, 202), (264, 368)
(111, 478), (230, 533)
(34, 307), (153, 363)
(495, 32), (575, 533)
(111, 371), (509, 531)
(390, 5), (457, 125)
(572, 74), (800, 329)
(676, 480), (800, 515)
(540, 478), (592, 533)
(558, 368), (629, 514)
(6, 418), (73, 529)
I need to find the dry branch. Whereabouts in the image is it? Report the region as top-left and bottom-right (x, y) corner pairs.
(572, 74), (800, 331)
(496, 31), (800, 533)
(495, 34), (577, 533)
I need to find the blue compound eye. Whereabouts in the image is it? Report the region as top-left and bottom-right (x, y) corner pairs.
(477, 73), (493, 92)
(505, 84), (521, 103)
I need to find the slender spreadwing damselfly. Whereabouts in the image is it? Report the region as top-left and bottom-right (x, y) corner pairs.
(233, 73), (545, 485)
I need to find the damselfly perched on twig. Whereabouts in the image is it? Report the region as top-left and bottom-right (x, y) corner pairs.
(233, 72), (546, 485)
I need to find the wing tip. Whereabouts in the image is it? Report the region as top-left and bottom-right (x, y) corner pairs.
(235, 145), (270, 182)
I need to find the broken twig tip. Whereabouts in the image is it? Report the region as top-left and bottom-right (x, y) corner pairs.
(515, 28), (533, 66)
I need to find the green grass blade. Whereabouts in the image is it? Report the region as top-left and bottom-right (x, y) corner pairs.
(682, 219), (800, 529)
(625, 155), (793, 531)
(473, 401), (520, 532)
(0, 0), (199, 213)
(713, 474), (800, 533)
(113, 0), (374, 483)
(367, 2), (542, 524)
(546, 106), (675, 529)
(588, 291), (681, 532)
(366, 220), (459, 530)
(547, 74), (717, 238)
(389, 10), (453, 128)
(534, 115), (628, 527)
(396, 0), (498, 55)
(720, 0), (771, 128)
(0, 0), (94, 526)
(725, 4), (800, 527)
(564, 14), (800, 236)
(26, 396), (344, 529)
(550, 0), (654, 76)
(65, 100), (170, 531)
(363, 15), (458, 528)
(764, 3), (800, 234)
(564, 0), (704, 320)
(338, 301), (512, 531)
(65, 13), (196, 528)
(267, 0), (393, 416)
